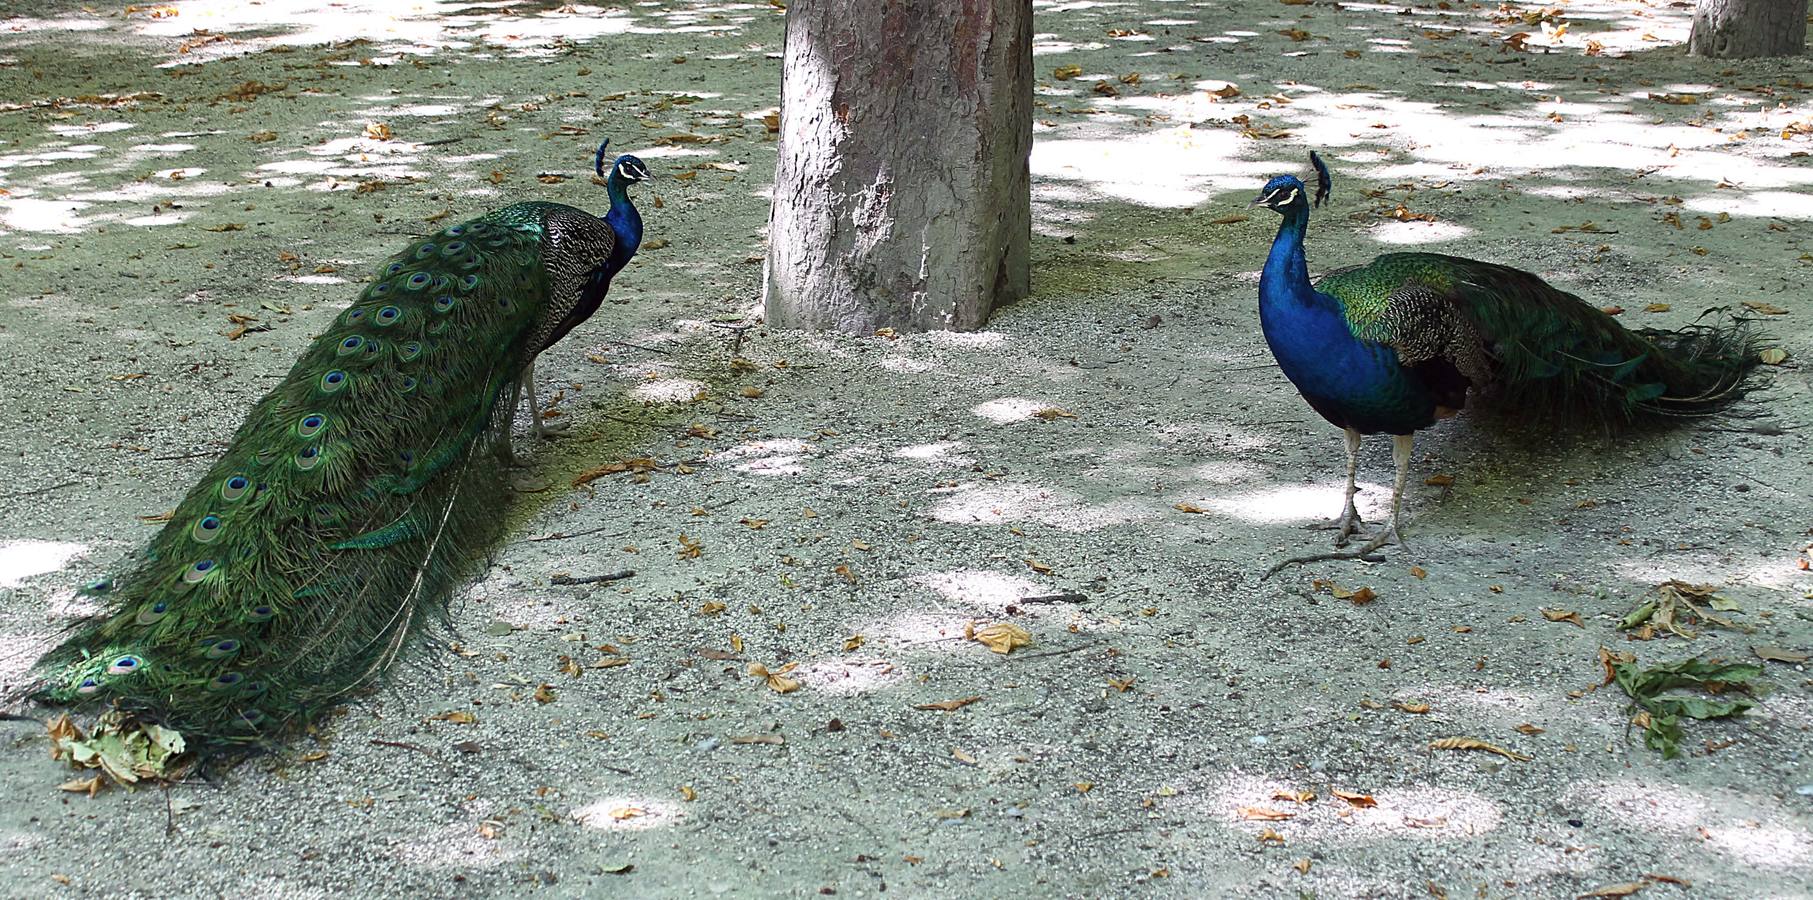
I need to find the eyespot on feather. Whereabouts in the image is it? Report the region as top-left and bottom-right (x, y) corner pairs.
(221, 475), (251, 501)
(192, 515), (223, 543)
(106, 655), (141, 675)
(295, 445), (323, 471)
(183, 558), (217, 583)
(136, 600), (170, 625)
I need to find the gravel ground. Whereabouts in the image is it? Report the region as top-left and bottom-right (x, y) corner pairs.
(1, 1), (1810, 898)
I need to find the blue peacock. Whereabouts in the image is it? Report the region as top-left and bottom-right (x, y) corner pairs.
(1254, 152), (1762, 571)
(15, 141), (651, 748)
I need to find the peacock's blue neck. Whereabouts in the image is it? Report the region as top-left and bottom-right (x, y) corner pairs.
(602, 175), (642, 277)
(1260, 203), (1315, 311)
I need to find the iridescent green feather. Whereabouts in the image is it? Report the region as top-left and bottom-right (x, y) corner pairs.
(26, 206), (560, 746)
(1318, 252), (1761, 422)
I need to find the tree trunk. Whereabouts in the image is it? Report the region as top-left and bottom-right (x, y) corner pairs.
(763, 1), (1032, 333)
(1689, 0), (1807, 58)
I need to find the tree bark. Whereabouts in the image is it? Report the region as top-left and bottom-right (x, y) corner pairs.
(1689, 0), (1807, 58)
(763, 1), (1032, 333)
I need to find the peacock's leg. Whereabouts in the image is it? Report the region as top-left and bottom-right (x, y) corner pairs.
(1263, 433), (1415, 580)
(1308, 428), (1370, 546)
(1343, 433), (1412, 556)
(1332, 427), (1367, 546)
(521, 359), (570, 440)
(494, 375), (523, 464)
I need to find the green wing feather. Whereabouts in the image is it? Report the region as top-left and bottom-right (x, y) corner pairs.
(1318, 252), (1761, 421)
(25, 207), (556, 745)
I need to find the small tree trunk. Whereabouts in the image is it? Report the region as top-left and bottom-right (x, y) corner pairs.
(1689, 0), (1807, 58)
(763, 1), (1032, 333)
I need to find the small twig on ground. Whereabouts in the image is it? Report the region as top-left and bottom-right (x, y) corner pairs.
(1262, 548), (1387, 581)
(2, 479), (77, 499)
(369, 739), (439, 757)
(524, 525), (628, 543)
(1010, 641), (1103, 662)
(610, 339), (674, 355)
(1019, 593), (1091, 605)
(550, 570), (636, 586)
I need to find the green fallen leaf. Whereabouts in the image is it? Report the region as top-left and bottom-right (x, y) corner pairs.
(1610, 654), (1763, 759)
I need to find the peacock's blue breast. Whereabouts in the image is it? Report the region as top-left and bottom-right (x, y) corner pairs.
(1261, 291), (1436, 435)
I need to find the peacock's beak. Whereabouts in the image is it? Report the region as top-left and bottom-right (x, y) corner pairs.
(1248, 195), (1266, 208)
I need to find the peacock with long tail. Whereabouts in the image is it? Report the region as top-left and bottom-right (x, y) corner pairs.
(1253, 152), (1763, 574)
(13, 141), (651, 749)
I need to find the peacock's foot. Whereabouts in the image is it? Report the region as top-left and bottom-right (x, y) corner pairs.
(493, 433), (533, 468)
(531, 416), (571, 440)
(1307, 506), (1369, 547)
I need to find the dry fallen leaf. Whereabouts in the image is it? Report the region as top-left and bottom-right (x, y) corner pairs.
(1393, 700), (1431, 714)
(1541, 608), (1585, 628)
(968, 621), (1032, 655)
(1238, 806), (1295, 821)
(748, 661), (800, 693)
(1330, 789), (1376, 808)
(1429, 736), (1531, 762)
(1257, 827), (1285, 845)
(1173, 502), (1207, 514)
(1753, 645), (1808, 664)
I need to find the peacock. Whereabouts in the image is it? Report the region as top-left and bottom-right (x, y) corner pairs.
(12, 141), (651, 750)
(1252, 152), (1762, 573)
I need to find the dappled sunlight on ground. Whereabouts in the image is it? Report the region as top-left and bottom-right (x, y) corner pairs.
(926, 481), (1158, 532)
(395, 819), (533, 869)
(0, 540), (87, 589)
(912, 569), (1048, 613)
(792, 656), (905, 696)
(1186, 483), (1372, 525)
(571, 796), (685, 831)
(970, 396), (1062, 424)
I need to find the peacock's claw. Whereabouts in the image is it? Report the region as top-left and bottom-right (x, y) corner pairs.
(531, 416), (571, 440)
(1309, 505), (1370, 547)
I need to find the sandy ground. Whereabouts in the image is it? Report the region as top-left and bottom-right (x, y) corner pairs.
(1, 1), (1811, 897)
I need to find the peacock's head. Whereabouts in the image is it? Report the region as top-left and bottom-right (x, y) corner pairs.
(612, 155), (652, 183)
(591, 139), (652, 186)
(1251, 175), (1309, 212)
(1252, 151), (1331, 213)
